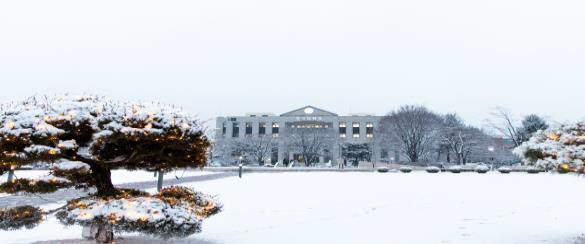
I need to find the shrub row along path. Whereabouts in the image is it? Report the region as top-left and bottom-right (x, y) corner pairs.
(0, 172), (237, 208)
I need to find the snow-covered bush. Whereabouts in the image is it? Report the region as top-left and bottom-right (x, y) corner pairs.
(0, 95), (219, 242)
(377, 167), (389, 173)
(514, 121), (585, 172)
(527, 166), (541, 174)
(448, 166), (462, 173)
(400, 166), (413, 173)
(475, 165), (489, 174)
(0, 206), (43, 231)
(426, 166), (440, 173)
(498, 167), (512, 174)
(57, 187), (221, 239)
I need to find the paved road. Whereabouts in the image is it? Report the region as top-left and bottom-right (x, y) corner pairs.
(0, 172), (236, 208)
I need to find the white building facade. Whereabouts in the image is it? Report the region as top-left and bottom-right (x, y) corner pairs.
(214, 106), (390, 166)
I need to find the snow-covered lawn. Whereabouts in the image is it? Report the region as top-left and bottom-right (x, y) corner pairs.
(3, 172), (585, 243)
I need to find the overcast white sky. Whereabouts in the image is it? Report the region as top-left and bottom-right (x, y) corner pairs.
(1, 0), (584, 128)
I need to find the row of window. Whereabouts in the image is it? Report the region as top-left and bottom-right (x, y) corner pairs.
(339, 122), (374, 138)
(224, 122), (280, 138)
(222, 122), (374, 138)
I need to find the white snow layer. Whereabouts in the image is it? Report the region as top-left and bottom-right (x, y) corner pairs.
(0, 94), (204, 161)
(3, 172), (585, 243)
(53, 161), (90, 171)
(515, 121), (585, 168)
(65, 197), (200, 226)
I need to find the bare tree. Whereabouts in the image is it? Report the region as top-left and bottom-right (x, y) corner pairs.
(233, 136), (276, 165)
(487, 107), (523, 147)
(284, 123), (335, 166)
(378, 105), (442, 163)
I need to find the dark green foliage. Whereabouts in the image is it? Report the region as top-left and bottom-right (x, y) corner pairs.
(156, 186), (223, 217)
(0, 95), (218, 239)
(523, 149), (547, 162)
(518, 114), (549, 144)
(52, 168), (93, 190)
(0, 206), (44, 231)
(0, 178), (71, 194)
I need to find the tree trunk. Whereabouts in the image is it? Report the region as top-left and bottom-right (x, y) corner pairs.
(95, 224), (113, 243)
(89, 164), (117, 197)
(7, 170), (14, 183)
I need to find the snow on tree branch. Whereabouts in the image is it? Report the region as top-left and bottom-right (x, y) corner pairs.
(514, 121), (585, 170)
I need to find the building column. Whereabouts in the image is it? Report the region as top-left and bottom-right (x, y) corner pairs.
(333, 143), (343, 167)
(278, 143), (285, 164)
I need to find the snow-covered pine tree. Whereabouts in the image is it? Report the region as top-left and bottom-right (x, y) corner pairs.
(514, 121), (585, 172)
(518, 114), (548, 143)
(0, 95), (221, 243)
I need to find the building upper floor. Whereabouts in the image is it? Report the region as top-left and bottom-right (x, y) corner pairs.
(216, 106), (383, 142)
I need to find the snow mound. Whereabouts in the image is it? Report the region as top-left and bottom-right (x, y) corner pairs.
(475, 165), (490, 173)
(399, 166), (413, 173)
(448, 166), (462, 173)
(498, 167), (512, 174)
(53, 161), (90, 171)
(426, 166), (440, 173)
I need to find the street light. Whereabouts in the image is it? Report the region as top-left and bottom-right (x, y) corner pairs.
(488, 146), (495, 169)
(238, 156), (244, 178)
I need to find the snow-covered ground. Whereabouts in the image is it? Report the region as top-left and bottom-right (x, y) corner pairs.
(3, 172), (585, 243)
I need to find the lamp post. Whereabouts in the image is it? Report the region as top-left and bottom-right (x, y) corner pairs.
(157, 170), (164, 192)
(488, 146), (495, 170)
(239, 156), (244, 178)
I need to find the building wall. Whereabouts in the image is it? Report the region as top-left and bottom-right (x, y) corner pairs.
(214, 107), (385, 165)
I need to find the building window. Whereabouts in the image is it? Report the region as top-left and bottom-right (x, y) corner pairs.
(245, 122), (253, 135)
(272, 122), (279, 135)
(352, 122), (360, 138)
(366, 122), (374, 138)
(339, 122), (347, 135)
(340, 134), (347, 138)
(259, 122), (266, 135)
(232, 122), (240, 138)
(222, 123), (226, 135)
